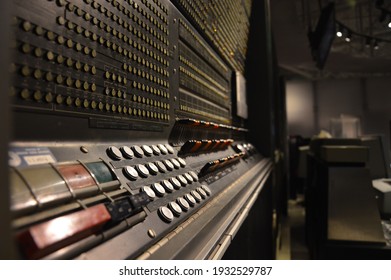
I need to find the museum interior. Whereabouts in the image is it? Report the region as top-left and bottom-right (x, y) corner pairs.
(0, 0), (390, 260)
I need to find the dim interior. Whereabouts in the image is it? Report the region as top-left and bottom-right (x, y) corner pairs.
(0, 0), (390, 261)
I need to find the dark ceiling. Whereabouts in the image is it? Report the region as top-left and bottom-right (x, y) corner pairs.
(271, 0), (391, 79)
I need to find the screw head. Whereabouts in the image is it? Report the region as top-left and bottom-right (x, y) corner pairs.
(147, 229), (156, 238)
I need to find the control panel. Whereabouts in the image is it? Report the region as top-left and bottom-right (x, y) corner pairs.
(6, 0), (263, 260)
(10, 134), (261, 259)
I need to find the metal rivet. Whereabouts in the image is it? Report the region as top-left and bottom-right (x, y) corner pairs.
(147, 229), (156, 238)
(80, 146), (89, 153)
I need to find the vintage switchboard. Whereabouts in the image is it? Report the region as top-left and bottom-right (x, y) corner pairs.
(4, 0), (273, 259)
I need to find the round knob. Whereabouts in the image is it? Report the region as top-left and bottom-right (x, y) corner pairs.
(163, 159), (174, 171)
(152, 183), (165, 196)
(151, 145), (160, 155)
(184, 193), (196, 206)
(236, 144), (245, 153)
(170, 158), (181, 169)
(120, 146), (134, 159)
(123, 166), (138, 180)
(201, 184), (211, 196)
(136, 164), (149, 177)
(177, 175), (187, 186)
(158, 206), (173, 222)
(168, 201), (182, 216)
(141, 186), (156, 199)
(158, 144), (168, 154)
(132, 145), (144, 157)
(169, 177), (181, 189)
(177, 197), (190, 211)
(184, 173), (194, 183)
(189, 171), (199, 181)
(177, 157), (187, 167)
(141, 145), (153, 156)
(165, 144), (174, 154)
(161, 180), (174, 192)
(196, 187), (207, 199)
(107, 146), (122, 160)
(146, 162), (158, 175)
(191, 190), (202, 202)
(155, 161), (167, 173)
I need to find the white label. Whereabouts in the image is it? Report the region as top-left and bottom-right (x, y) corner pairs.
(24, 155), (56, 166)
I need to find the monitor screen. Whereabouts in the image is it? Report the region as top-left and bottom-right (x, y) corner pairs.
(309, 3), (336, 69)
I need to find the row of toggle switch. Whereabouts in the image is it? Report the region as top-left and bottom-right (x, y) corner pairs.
(107, 143), (174, 160)
(179, 139), (233, 155)
(200, 152), (245, 175)
(122, 158), (189, 180)
(140, 171), (199, 199)
(176, 118), (248, 132)
(17, 192), (151, 259)
(158, 185), (211, 222)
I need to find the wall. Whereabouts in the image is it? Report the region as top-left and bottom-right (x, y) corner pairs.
(317, 79), (363, 134)
(285, 77), (391, 150)
(285, 80), (315, 137)
(364, 78), (391, 146)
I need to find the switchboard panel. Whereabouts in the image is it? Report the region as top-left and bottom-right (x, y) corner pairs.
(172, 0), (252, 72)
(5, 0), (271, 260)
(12, 0), (172, 140)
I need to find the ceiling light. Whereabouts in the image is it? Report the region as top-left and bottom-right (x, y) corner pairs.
(345, 31), (352, 42)
(374, 40), (379, 50)
(336, 24), (343, 37)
